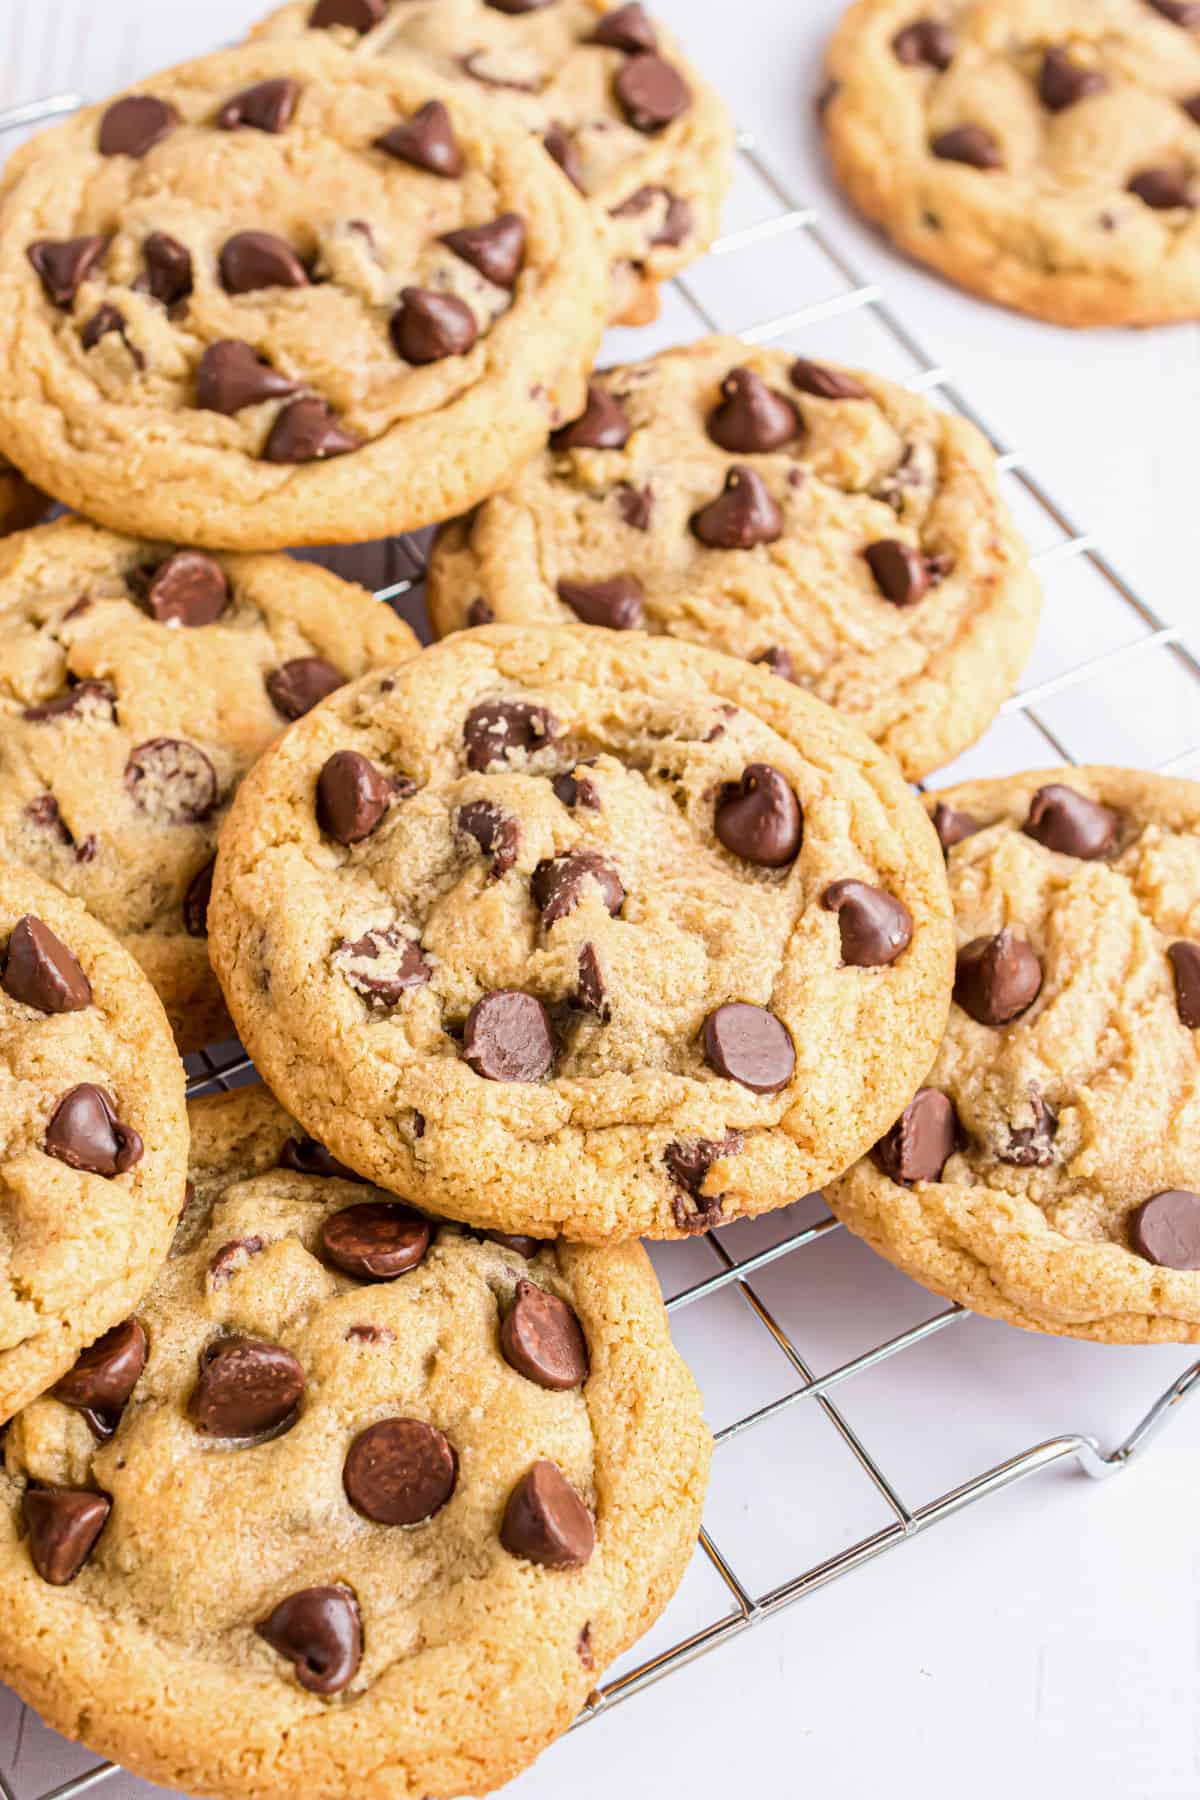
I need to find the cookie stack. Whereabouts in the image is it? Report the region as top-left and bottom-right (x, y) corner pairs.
(0, 2), (1193, 1796)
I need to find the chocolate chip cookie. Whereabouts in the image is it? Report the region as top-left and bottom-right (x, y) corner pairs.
(0, 516), (417, 1051)
(0, 859), (188, 1422)
(251, 0), (733, 324)
(425, 334), (1041, 782)
(822, 0), (1200, 327)
(0, 1083), (710, 1800)
(0, 38), (607, 549)
(209, 625), (955, 1241)
(827, 767), (1200, 1342)
(0, 462), (47, 537)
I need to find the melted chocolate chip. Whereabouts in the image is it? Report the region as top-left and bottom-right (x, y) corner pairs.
(376, 100), (464, 176)
(691, 466), (783, 549)
(707, 368), (800, 454)
(753, 645), (797, 682)
(219, 231), (309, 295)
(664, 1131), (743, 1198)
(27, 236), (109, 308)
(501, 1461), (595, 1567)
(715, 764), (802, 867)
(321, 1201), (431, 1281)
(874, 1089), (957, 1183)
(23, 680), (115, 724)
(45, 1086), (143, 1177)
(81, 304), (140, 363)
(140, 232), (193, 306)
(264, 397), (361, 463)
(1169, 940), (1200, 1028)
(184, 858), (215, 939)
(23, 1489), (110, 1585)
(53, 1319), (146, 1416)
(257, 1586), (362, 1695)
(267, 658), (345, 720)
(865, 539), (931, 606)
(551, 383), (631, 450)
(574, 942), (609, 1017)
(441, 214), (526, 288)
(892, 19), (954, 67)
(615, 53), (692, 131)
(335, 927), (431, 1004)
(466, 598), (495, 627)
(188, 1337), (304, 1439)
(463, 699), (559, 771)
(463, 991), (557, 1081)
(931, 801), (981, 853)
(280, 1137), (362, 1181)
(196, 340), (299, 414)
(591, 3), (658, 51)
(1128, 166), (1196, 209)
(217, 78), (300, 133)
(1149, 0), (1200, 20)
(954, 929), (1042, 1026)
(790, 358), (869, 400)
(459, 800), (520, 878)
(125, 738), (218, 823)
(545, 123), (586, 189)
(552, 768), (600, 811)
(1038, 46), (1107, 111)
(2, 916), (91, 1013)
(999, 1089), (1058, 1167)
(703, 1003), (795, 1092)
(610, 184), (693, 244)
(208, 1238), (264, 1288)
(532, 850), (625, 927)
(557, 575), (645, 629)
(98, 95), (178, 158)
(391, 288), (478, 363)
(317, 750), (393, 844)
(1129, 1190), (1200, 1268)
(485, 1231), (551, 1258)
(930, 125), (1003, 168)
(1024, 785), (1117, 860)
(501, 1280), (589, 1389)
(344, 1418), (457, 1523)
(822, 881), (913, 967)
(144, 551), (229, 627)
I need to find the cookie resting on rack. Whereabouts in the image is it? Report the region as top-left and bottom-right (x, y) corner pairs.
(208, 625), (955, 1242)
(426, 334), (1041, 782)
(0, 38), (607, 548)
(0, 860), (188, 1423)
(251, 0), (733, 325)
(827, 768), (1200, 1343)
(0, 1084), (710, 1800)
(0, 516), (417, 1052)
(821, 0), (1200, 327)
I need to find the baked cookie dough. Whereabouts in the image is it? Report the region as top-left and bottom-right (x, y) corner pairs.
(0, 38), (607, 548)
(426, 335), (1041, 782)
(0, 515), (417, 1051)
(821, 0), (1200, 327)
(209, 625), (954, 1242)
(0, 463), (47, 537)
(0, 859), (187, 1422)
(252, 0), (733, 324)
(0, 1084), (710, 1800)
(827, 768), (1200, 1343)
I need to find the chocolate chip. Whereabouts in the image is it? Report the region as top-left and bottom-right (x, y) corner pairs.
(208, 1237), (264, 1288)
(463, 699), (559, 771)
(552, 769), (600, 811)
(53, 1319), (146, 1416)
(574, 942), (609, 1017)
(930, 125), (1003, 168)
(98, 95), (177, 158)
(280, 1137), (362, 1181)
(391, 288), (478, 364)
(466, 598), (495, 627)
(196, 340), (299, 414)
(1184, 93), (1200, 125)
(664, 1131), (743, 1197)
(1128, 166), (1195, 209)
(217, 78), (300, 133)
(334, 926), (431, 1004)
(501, 1280), (589, 1389)
(140, 232), (193, 306)
(753, 646), (796, 682)
(954, 929), (1042, 1026)
(459, 800), (520, 878)
(615, 53), (691, 131)
(2, 916), (91, 1013)
(376, 100), (464, 176)
(931, 801), (981, 853)
(1024, 784), (1117, 859)
(346, 1323), (395, 1343)
(257, 1586), (362, 1695)
(219, 231), (309, 295)
(999, 1088), (1058, 1167)
(577, 1622), (595, 1668)
(822, 881), (914, 967)
(264, 396), (361, 463)
(188, 1337), (304, 1439)
(1147, 0), (1200, 23)
(715, 764), (802, 867)
(27, 236), (109, 307)
(501, 1461), (595, 1567)
(25, 794), (69, 838)
(557, 575), (645, 630)
(610, 184), (693, 244)
(618, 484), (653, 529)
(317, 750), (393, 844)
(23, 679), (115, 724)
(267, 658), (344, 720)
(81, 303), (138, 361)
(482, 1232), (545, 1259)
(321, 1201), (431, 1281)
(310, 0), (385, 25)
(441, 214), (526, 288)
(532, 850), (625, 927)
(184, 858), (215, 938)
(125, 738), (218, 824)
(1169, 940), (1200, 1028)
(344, 1417), (456, 1524)
(707, 368), (801, 454)
(545, 123), (586, 189)
(23, 1489), (110, 1585)
(1129, 1190), (1200, 1268)
(485, 0), (555, 10)
(591, 3), (658, 50)
(892, 19), (954, 67)
(551, 383), (631, 450)
(874, 1089), (957, 1183)
(45, 1085), (143, 1177)
(1038, 47), (1107, 112)
(790, 358), (869, 401)
(692, 466), (783, 550)
(464, 991), (557, 1081)
(144, 551), (229, 627)
(703, 1003), (795, 1093)
(865, 539), (931, 606)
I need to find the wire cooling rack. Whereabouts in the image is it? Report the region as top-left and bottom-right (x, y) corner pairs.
(3, 63), (1200, 1800)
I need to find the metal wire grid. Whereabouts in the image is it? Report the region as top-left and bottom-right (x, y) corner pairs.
(0, 71), (1198, 1800)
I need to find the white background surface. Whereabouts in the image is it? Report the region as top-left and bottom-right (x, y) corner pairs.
(2, 4), (1200, 1798)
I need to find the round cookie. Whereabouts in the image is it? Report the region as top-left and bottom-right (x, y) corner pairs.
(821, 0), (1200, 328)
(0, 515), (418, 1051)
(827, 767), (1200, 1344)
(0, 462), (47, 537)
(426, 334), (1041, 782)
(0, 859), (188, 1422)
(0, 1083), (710, 1800)
(251, 0), (733, 325)
(209, 625), (955, 1242)
(0, 38), (607, 549)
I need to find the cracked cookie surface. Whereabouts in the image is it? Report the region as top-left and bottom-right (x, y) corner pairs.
(252, 0), (733, 324)
(0, 517), (417, 1051)
(427, 334), (1040, 782)
(0, 859), (187, 1421)
(827, 767), (1200, 1343)
(209, 625), (954, 1241)
(0, 38), (606, 548)
(0, 1084), (709, 1800)
(822, 0), (1200, 326)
